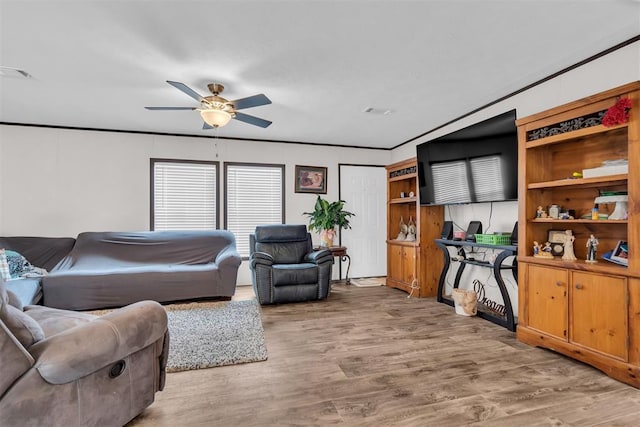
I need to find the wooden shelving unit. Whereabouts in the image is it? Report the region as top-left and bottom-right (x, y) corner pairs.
(385, 158), (443, 297)
(516, 81), (640, 388)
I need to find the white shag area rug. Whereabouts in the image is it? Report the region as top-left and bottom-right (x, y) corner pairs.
(164, 299), (268, 372)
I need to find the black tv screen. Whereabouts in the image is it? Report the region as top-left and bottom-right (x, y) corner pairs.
(417, 109), (518, 206)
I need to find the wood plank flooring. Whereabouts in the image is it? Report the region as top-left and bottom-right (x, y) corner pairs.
(127, 283), (640, 426)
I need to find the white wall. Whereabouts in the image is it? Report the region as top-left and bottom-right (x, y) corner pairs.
(0, 125), (390, 284)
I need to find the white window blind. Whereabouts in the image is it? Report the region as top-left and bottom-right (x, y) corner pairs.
(152, 161), (217, 230)
(470, 155), (505, 202)
(432, 160), (471, 204)
(225, 163), (284, 257)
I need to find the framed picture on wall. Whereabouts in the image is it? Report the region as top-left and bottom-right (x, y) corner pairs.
(295, 165), (327, 194)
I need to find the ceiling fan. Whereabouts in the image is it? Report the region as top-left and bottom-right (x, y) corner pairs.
(145, 81), (272, 129)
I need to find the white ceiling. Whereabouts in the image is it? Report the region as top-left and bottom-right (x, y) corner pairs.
(1, 1), (639, 149)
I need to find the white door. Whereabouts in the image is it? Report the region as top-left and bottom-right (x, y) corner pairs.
(339, 164), (387, 278)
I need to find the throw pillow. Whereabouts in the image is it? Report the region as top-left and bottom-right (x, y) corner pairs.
(5, 250), (34, 279)
(0, 249), (11, 281)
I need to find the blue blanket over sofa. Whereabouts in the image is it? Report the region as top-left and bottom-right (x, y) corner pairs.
(1, 231), (241, 310)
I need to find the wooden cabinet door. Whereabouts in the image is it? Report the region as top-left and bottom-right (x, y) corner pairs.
(388, 245), (403, 282)
(526, 264), (568, 340)
(570, 272), (627, 360)
(402, 246), (416, 285)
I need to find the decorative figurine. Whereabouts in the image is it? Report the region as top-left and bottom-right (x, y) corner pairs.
(586, 234), (599, 263)
(535, 206), (547, 219)
(406, 216), (416, 242)
(536, 241), (554, 258)
(562, 230), (577, 261)
(396, 216), (407, 240)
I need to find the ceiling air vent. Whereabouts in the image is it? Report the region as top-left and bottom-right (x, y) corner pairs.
(362, 107), (394, 115)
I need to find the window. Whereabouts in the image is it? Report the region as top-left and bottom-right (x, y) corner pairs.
(432, 160), (471, 205)
(151, 159), (219, 230)
(225, 163), (285, 257)
(470, 155), (505, 202)
(431, 155), (505, 204)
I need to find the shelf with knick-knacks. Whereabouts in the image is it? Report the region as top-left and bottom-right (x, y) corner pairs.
(386, 157), (444, 297)
(389, 196), (417, 204)
(525, 187), (629, 274)
(393, 216), (416, 243)
(525, 225), (629, 277)
(516, 82), (640, 389)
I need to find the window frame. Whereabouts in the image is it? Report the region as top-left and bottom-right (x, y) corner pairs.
(150, 158), (220, 231)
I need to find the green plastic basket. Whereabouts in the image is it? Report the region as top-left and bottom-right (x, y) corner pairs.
(474, 233), (512, 245)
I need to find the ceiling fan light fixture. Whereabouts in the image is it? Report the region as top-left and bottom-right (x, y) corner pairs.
(200, 108), (232, 128)
(147, 81), (271, 129)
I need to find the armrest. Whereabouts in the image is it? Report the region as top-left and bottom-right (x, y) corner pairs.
(249, 252), (274, 269)
(305, 249), (332, 264)
(215, 245), (242, 269)
(29, 301), (168, 385)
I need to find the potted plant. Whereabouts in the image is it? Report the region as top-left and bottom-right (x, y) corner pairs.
(303, 196), (355, 247)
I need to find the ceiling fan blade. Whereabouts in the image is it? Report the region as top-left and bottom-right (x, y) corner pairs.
(202, 122), (214, 130)
(166, 80), (205, 102)
(144, 106), (196, 110)
(231, 94), (272, 110)
(234, 112), (272, 128)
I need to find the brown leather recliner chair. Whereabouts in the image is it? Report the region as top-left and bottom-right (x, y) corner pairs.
(0, 280), (169, 427)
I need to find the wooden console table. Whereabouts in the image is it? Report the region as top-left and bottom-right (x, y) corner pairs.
(435, 239), (518, 331)
(315, 246), (351, 284)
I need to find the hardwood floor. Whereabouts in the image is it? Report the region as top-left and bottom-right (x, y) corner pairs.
(128, 283), (640, 426)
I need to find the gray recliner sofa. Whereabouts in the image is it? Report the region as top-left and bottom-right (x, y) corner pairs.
(249, 224), (333, 304)
(0, 280), (169, 427)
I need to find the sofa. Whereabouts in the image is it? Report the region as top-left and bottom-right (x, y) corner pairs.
(0, 237), (76, 307)
(1, 230), (242, 310)
(0, 279), (169, 426)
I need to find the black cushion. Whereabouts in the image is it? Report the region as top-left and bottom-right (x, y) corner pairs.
(254, 225), (308, 242)
(272, 263), (318, 286)
(254, 225), (311, 264)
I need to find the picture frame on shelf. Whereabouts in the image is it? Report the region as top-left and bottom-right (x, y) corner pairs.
(611, 240), (629, 265)
(294, 165), (327, 194)
(547, 229), (569, 257)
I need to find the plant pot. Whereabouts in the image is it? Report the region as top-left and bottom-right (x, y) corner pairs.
(320, 229), (335, 247)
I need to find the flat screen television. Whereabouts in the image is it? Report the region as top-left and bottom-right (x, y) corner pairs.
(417, 109), (518, 206)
